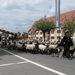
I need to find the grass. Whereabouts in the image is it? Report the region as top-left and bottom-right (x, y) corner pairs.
(71, 45), (75, 49)
(57, 45), (75, 50)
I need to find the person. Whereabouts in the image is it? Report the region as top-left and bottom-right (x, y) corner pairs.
(60, 30), (73, 60)
(33, 39), (39, 53)
(56, 37), (61, 45)
(45, 38), (50, 49)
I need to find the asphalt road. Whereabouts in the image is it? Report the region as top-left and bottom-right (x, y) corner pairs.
(0, 48), (75, 75)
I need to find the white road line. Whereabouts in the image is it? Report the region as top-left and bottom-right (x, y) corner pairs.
(0, 61), (28, 67)
(1, 48), (67, 75)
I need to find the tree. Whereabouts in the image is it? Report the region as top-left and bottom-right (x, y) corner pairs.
(64, 15), (75, 36)
(35, 16), (55, 41)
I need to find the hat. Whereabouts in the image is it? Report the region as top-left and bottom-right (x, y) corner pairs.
(65, 30), (69, 33)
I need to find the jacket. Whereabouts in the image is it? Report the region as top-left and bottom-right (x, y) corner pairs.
(60, 36), (73, 47)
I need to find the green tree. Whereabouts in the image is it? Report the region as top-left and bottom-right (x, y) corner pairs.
(35, 16), (55, 41)
(64, 15), (75, 36)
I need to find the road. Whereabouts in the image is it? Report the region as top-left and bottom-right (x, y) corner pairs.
(0, 48), (75, 75)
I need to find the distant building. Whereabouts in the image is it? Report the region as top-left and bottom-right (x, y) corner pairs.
(28, 10), (75, 41)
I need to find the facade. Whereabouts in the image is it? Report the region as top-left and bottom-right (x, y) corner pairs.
(28, 10), (75, 41)
(50, 27), (64, 41)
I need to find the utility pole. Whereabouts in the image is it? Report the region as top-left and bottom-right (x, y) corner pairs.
(55, 0), (61, 40)
(55, 0), (60, 27)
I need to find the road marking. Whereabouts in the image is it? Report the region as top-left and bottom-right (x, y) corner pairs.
(1, 48), (67, 75)
(0, 61), (28, 67)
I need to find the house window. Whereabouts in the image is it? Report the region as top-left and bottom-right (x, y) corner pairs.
(57, 30), (61, 33)
(51, 36), (54, 39)
(40, 32), (42, 34)
(29, 33), (31, 35)
(40, 37), (42, 40)
(36, 37), (38, 39)
(57, 36), (61, 39)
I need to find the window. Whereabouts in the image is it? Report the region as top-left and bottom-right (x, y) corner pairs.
(57, 36), (61, 39)
(40, 32), (42, 34)
(29, 33), (31, 35)
(40, 37), (42, 40)
(57, 30), (61, 33)
(36, 37), (38, 39)
(51, 36), (54, 39)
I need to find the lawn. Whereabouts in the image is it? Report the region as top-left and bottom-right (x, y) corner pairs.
(57, 45), (75, 50)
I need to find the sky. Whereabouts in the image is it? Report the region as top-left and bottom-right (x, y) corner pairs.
(0, 0), (75, 33)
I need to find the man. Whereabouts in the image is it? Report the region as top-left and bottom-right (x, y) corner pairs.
(60, 30), (73, 60)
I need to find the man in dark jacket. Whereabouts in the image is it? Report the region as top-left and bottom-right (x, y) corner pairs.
(60, 30), (73, 60)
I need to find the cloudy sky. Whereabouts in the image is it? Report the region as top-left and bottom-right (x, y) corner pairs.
(0, 0), (75, 33)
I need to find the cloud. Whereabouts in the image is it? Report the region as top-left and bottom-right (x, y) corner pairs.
(60, 0), (75, 12)
(0, 0), (75, 33)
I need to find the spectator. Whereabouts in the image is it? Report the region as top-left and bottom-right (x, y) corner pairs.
(57, 37), (61, 45)
(60, 30), (73, 60)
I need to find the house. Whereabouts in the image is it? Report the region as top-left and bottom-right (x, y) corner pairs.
(28, 10), (75, 41)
